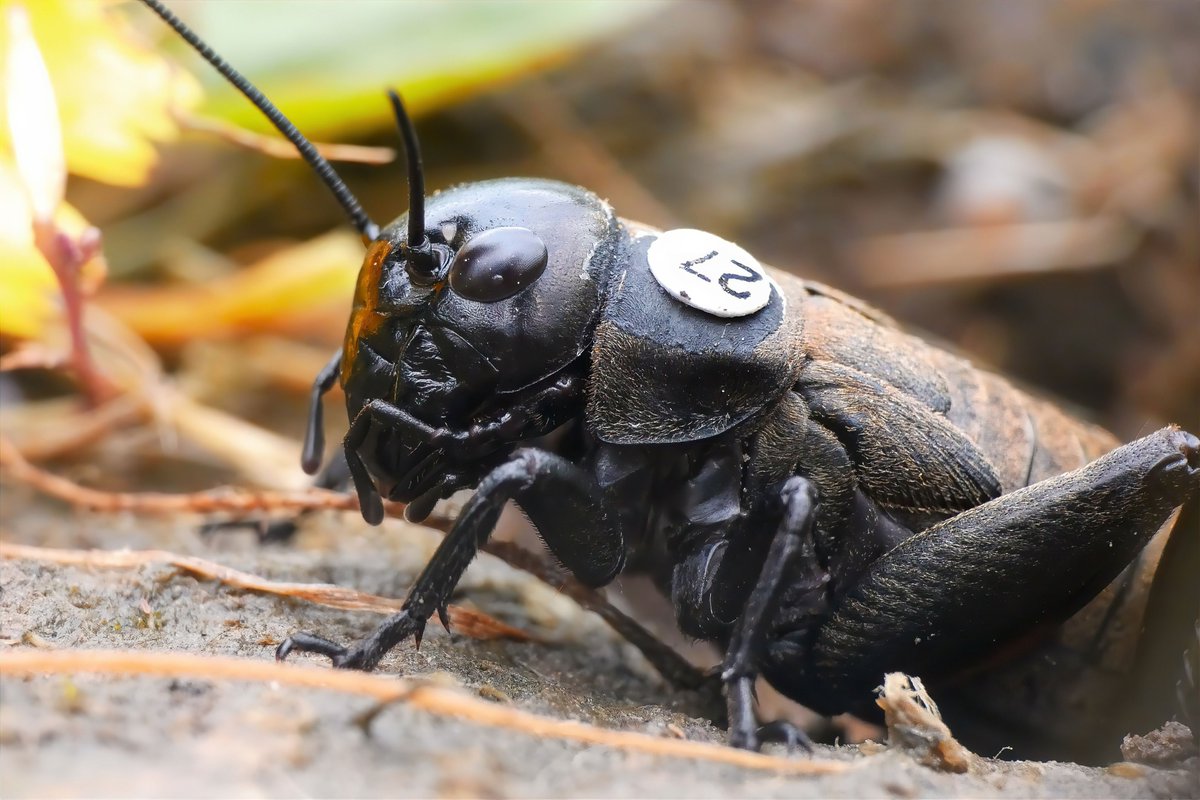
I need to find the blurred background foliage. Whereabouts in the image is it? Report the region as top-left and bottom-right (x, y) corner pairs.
(0, 0), (1197, 494)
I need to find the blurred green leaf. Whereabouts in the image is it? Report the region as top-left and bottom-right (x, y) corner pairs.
(172, 0), (670, 136)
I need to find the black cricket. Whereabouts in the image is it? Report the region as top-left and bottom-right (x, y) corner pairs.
(142, 0), (1198, 760)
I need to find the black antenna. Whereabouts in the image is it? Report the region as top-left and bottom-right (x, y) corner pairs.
(386, 89), (439, 279)
(139, 0), (379, 241)
(386, 90), (425, 249)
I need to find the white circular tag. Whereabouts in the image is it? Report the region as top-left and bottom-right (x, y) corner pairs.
(647, 228), (772, 318)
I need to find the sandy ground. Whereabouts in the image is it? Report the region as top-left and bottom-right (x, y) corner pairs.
(1, 488), (1197, 799)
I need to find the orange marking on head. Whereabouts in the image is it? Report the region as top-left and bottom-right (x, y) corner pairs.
(342, 240), (393, 383)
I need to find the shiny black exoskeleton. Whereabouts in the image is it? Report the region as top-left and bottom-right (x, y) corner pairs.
(292, 173), (1199, 760)
(143, 0), (1199, 762)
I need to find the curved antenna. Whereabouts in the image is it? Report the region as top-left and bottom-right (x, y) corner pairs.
(386, 89), (438, 278)
(139, 0), (379, 241)
(386, 90), (425, 249)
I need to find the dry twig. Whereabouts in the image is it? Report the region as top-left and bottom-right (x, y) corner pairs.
(0, 436), (710, 688)
(852, 216), (1137, 288)
(180, 111), (396, 164)
(0, 435), (362, 516)
(0, 541), (529, 642)
(483, 541), (713, 693)
(0, 649), (850, 776)
(0, 396), (151, 463)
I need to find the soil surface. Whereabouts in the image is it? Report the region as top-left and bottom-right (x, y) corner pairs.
(1, 490), (1197, 799)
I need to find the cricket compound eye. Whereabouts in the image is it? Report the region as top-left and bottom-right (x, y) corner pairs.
(448, 226), (548, 302)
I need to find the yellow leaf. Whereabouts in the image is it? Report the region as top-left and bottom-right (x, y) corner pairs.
(0, 158), (103, 339)
(5, 3), (63, 220)
(0, 0), (202, 187)
(96, 231), (363, 345)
